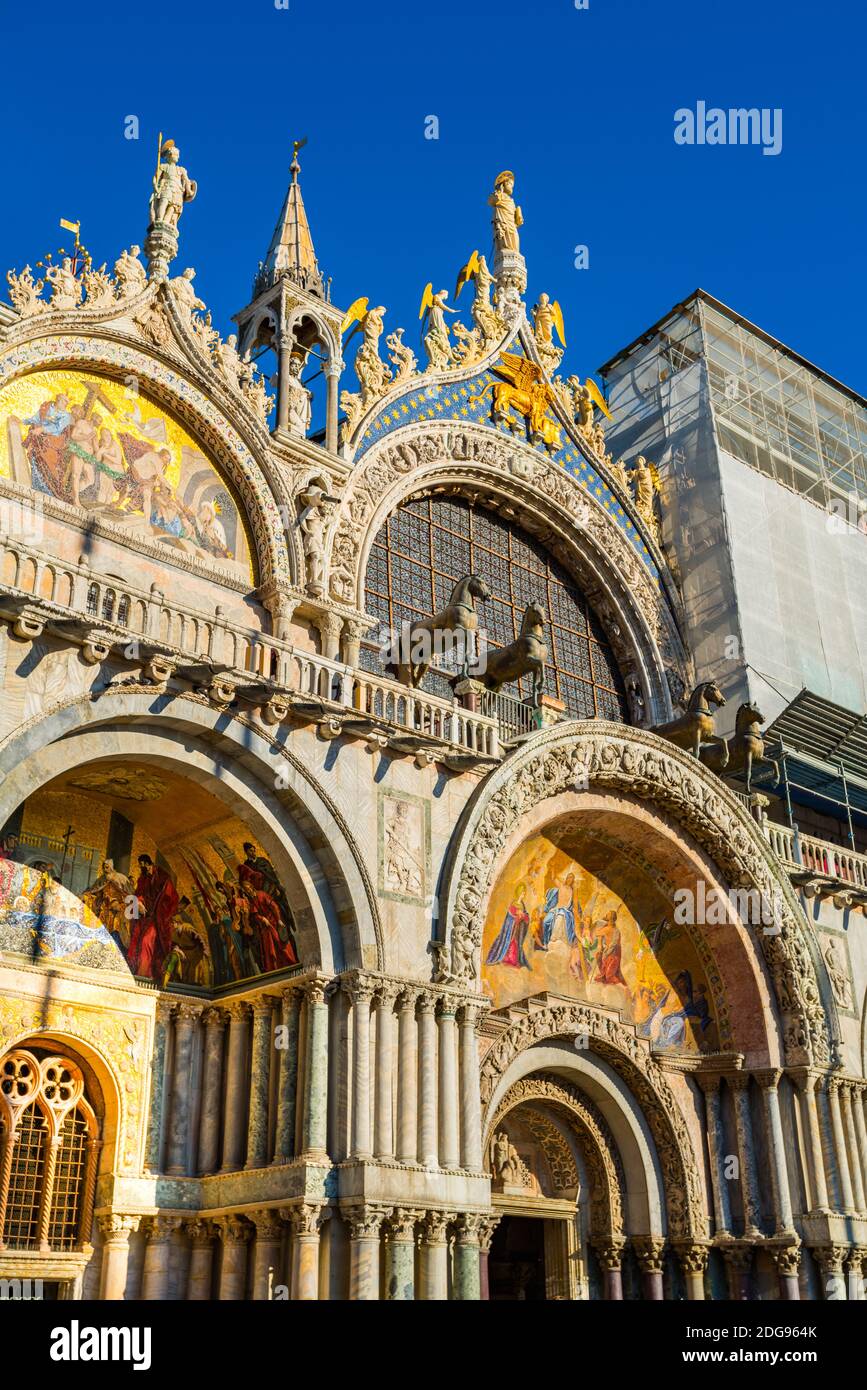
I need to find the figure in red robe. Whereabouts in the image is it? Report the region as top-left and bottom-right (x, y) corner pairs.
(594, 910), (627, 987)
(238, 843), (298, 968)
(128, 855), (179, 981)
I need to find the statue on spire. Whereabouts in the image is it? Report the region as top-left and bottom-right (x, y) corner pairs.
(148, 139), (197, 233)
(488, 171), (523, 255)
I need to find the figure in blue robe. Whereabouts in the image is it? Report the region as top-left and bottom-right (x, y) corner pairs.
(541, 873), (577, 947)
(486, 896), (531, 968)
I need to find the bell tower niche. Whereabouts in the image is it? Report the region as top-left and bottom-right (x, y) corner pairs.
(234, 141), (344, 452)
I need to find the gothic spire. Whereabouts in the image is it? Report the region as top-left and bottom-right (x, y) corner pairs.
(254, 139), (326, 300)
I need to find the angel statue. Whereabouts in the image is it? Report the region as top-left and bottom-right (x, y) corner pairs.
(341, 297), (393, 405)
(455, 250), (505, 346)
(148, 139), (197, 233)
(488, 171), (523, 254)
(532, 293), (566, 375)
(419, 284), (457, 372)
(632, 455), (662, 542)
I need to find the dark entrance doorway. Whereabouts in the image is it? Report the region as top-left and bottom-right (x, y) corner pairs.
(488, 1216), (547, 1300)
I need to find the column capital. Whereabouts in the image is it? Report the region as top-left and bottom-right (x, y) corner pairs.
(459, 1001), (487, 1029)
(694, 1071), (723, 1095)
(343, 1204), (387, 1241)
(304, 978), (328, 1007)
(728, 1070), (752, 1093)
(142, 1215), (182, 1243)
(284, 1202), (324, 1237)
(249, 995), (275, 1019)
(185, 1218), (216, 1246)
(249, 1207), (283, 1240)
(341, 975), (376, 1006)
(416, 991), (440, 1016)
(397, 986), (420, 1012)
(477, 1214), (502, 1254)
(174, 1001), (203, 1025)
(201, 1007), (227, 1030)
(155, 999), (174, 1025)
(754, 1068), (783, 1090)
(421, 1211), (451, 1246)
(454, 1213), (485, 1247)
(789, 1066), (822, 1095)
(811, 1243), (849, 1275)
(846, 1246), (867, 1273)
(215, 1214), (252, 1244)
(224, 1001), (251, 1023)
(632, 1236), (666, 1274)
(97, 1212), (140, 1241)
(718, 1241), (755, 1272)
(673, 1241), (709, 1275)
(591, 1235), (627, 1271)
(374, 980), (401, 1008)
(769, 1241), (801, 1277)
(386, 1207), (423, 1242)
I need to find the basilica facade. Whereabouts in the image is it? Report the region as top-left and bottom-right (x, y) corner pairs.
(0, 143), (865, 1302)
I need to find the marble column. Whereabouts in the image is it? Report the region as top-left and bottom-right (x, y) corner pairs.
(478, 1216), (501, 1302)
(419, 1212), (450, 1301)
(770, 1243), (801, 1300)
(221, 1003), (250, 1172)
(289, 1203), (323, 1300)
(675, 1243), (708, 1300)
(592, 1237), (625, 1300)
(852, 1086), (867, 1214)
(274, 988), (301, 1162)
(384, 1208), (420, 1301)
(324, 360), (341, 454)
(793, 1070), (831, 1212)
(198, 1008), (226, 1175)
(827, 1075), (856, 1213)
(216, 1216), (251, 1300)
(721, 1243), (753, 1300)
(730, 1074), (763, 1236)
(396, 989), (419, 1164)
(346, 1205), (384, 1300)
(417, 994), (439, 1168)
(458, 1003), (484, 1172)
(374, 984), (398, 1161)
(840, 1083), (866, 1213)
(348, 980), (374, 1159)
(813, 1244), (848, 1300)
(165, 1004), (199, 1176)
(453, 1214), (483, 1300)
(277, 332), (294, 434)
(186, 1219), (216, 1300)
(697, 1075), (732, 1236)
(141, 1216), (180, 1299)
(246, 997), (273, 1170)
(250, 1208), (283, 1300)
(145, 1000), (173, 1172)
(846, 1248), (865, 1301)
(756, 1069), (795, 1234)
(300, 980), (330, 1158)
(437, 1002), (459, 1169)
(633, 1237), (665, 1301)
(97, 1214), (139, 1300)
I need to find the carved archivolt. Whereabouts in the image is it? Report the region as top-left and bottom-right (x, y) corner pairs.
(324, 422), (689, 721)
(443, 723), (834, 1067)
(481, 1003), (704, 1239)
(490, 1073), (626, 1238)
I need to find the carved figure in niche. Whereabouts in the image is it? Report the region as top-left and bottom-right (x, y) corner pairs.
(823, 938), (852, 1010)
(383, 799), (424, 898)
(297, 480), (336, 595)
(285, 352), (313, 437)
(492, 1129), (522, 1185)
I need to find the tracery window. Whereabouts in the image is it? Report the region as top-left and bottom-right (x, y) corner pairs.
(363, 496), (628, 720)
(0, 1048), (100, 1253)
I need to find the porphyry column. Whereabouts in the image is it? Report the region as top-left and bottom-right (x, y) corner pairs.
(592, 1237), (625, 1301)
(633, 1237), (666, 1301)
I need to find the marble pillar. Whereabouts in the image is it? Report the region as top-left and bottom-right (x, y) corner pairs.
(757, 1069), (795, 1234)
(216, 1216), (251, 1300)
(221, 1003), (250, 1172)
(634, 1237), (665, 1301)
(458, 1003), (484, 1172)
(453, 1214), (483, 1300)
(346, 1205), (384, 1300)
(374, 984), (398, 1161)
(419, 1212), (450, 1301)
(478, 1216), (501, 1302)
(274, 988), (301, 1163)
(852, 1085), (867, 1214)
(289, 1203), (323, 1300)
(813, 1244), (848, 1300)
(141, 1216), (180, 1299)
(793, 1070), (831, 1212)
(300, 980), (329, 1158)
(166, 1004), (200, 1175)
(348, 980), (374, 1159)
(186, 1219), (216, 1300)
(97, 1214), (139, 1300)
(325, 361), (341, 454)
(592, 1238), (625, 1300)
(770, 1243), (802, 1300)
(145, 1001), (173, 1172)
(437, 1003), (459, 1169)
(250, 1208), (283, 1300)
(840, 1083), (866, 1213)
(697, 1075), (732, 1236)
(198, 1008), (226, 1175)
(396, 989), (419, 1164)
(730, 1074), (763, 1236)
(417, 995), (439, 1168)
(246, 997), (273, 1170)
(846, 1248), (865, 1301)
(827, 1075), (856, 1213)
(384, 1208), (420, 1301)
(675, 1243), (708, 1300)
(721, 1243), (753, 1300)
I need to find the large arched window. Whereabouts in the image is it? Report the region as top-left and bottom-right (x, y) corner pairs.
(0, 1048), (100, 1252)
(363, 496), (628, 720)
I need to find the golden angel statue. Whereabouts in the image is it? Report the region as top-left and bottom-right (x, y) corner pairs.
(342, 297), (392, 404)
(455, 250), (506, 346)
(532, 293), (566, 374)
(419, 284), (457, 372)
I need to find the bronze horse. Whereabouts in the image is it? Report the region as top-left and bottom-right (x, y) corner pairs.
(396, 573), (491, 687)
(653, 680), (729, 765)
(476, 601), (548, 701)
(702, 701), (779, 792)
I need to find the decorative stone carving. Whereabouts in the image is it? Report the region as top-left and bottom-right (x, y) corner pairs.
(45, 258), (81, 311)
(385, 328), (417, 387)
(822, 937), (853, 1011)
(6, 264), (47, 317)
(114, 245), (148, 301)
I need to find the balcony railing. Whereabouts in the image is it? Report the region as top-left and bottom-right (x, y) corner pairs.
(764, 823), (867, 889)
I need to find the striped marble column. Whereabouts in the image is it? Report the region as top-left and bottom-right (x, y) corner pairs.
(198, 1008), (226, 1175)
(419, 1212), (450, 1300)
(374, 983), (398, 1161)
(289, 1203), (323, 1300)
(697, 1075), (732, 1236)
(730, 1073), (763, 1236)
(348, 979), (374, 1159)
(757, 1069), (795, 1233)
(346, 1205), (384, 1300)
(458, 1003), (484, 1171)
(793, 1069), (831, 1212)
(396, 989), (419, 1164)
(300, 980), (329, 1158)
(828, 1075), (856, 1213)
(274, 988), (301, 1162)
(417, 994), (439, 1168)
(221, 1003), (250, 1172)
(437, 1002), (459, 1169)
(246, 997), (273, 1170)
(166, 1003), (200, 1175)
(841, 1083), (866, 1213)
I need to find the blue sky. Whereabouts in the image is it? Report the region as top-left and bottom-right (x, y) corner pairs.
(3, 0), (865, 394)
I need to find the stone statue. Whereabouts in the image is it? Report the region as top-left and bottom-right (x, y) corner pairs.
(532, 292), (565, 375)
(169, 266), (205, 318)
(297, 481), (335, 595)
(823, 938), (853, 1010)
(214, 333), (245, 391)
(489, 170), (523, 254)
(6, 265), (46, 316)
(625, 673), (646, 725)
(471, 253), (505, 343)
(81, 262), (116, 310)
(44, 257), (81, 311)
(114, 245), (148, 299)
(241, 367), (275, 425)
(632, 455), (661, 542)
(285, 354), (313, 437)
(492, 1130), (522, 1185)
(419, 286), (456, 372)
(385, 327), (417, 386)
(148, 140), (197, 232)
(354, 305), (392, 402)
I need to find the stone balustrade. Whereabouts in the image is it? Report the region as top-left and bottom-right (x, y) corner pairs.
(766, 823), (867, 891)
